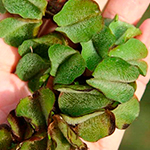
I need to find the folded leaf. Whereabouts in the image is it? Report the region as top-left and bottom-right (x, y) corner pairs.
(38, 88), (55, 125)
(61, 111), (104, 126)
(48, 44), (77, 76)
(3, 0), (47, 19)
(0, 0), (6, 14)
(48, 122), (72, 150)
(93, 57), (140, 83)
(0, 124), (12, 149)
(76, 111), (115, 142)
(16, 53), (50, 81)
(92, 25), (116, 58)
(58, 85), (112, 116)
(16, 96), (47, 131)
(128, 60), (148, 76)
(112, 96), (140, 129)
(109, 38), (148, 61)
(87, 78), (135, 103)
(7, 110), (34, 142)
(0, 17), (42, 47)
(53, 115), (87, 149)
(81, 40), (102, 71)
(108, 17), (141, 41)
(54, 0), (103, 43)
(54, 53), (86, 84)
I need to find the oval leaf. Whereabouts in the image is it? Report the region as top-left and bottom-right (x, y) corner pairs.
(54, 53), (86, 84)
(58, 85), (112, 116)
(0, 17), (42, 47)
(16, 53), (50, 81)
(48, 44), (77, 76)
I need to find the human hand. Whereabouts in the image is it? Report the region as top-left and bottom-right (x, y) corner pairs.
(0, 0), (150, 149)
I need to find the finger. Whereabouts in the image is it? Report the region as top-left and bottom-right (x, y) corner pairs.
(0, 71), (30, 124)
(0, 39), (20, 73)
(135, 19), (150, 99)
(102, 0), (150, 24)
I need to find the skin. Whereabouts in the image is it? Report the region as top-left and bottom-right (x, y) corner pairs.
(0, 0), (149, 149)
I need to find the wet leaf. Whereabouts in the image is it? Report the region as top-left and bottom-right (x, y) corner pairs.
(58, 85), (112, 116)
(0, 0), (6, 14)
(81, 40), (102, 71)
(19, 132), (47, 150)
(77, 111), (115, 142)
(0, 17), (42, 47)
(61, 111), (104, 126)
(54, 0), (103, 43)
(16, 96), (46, 131)
(92, 25), (116, 58)
(0, 124), (12, 150)
(53, 115), (87, 150)
(92, 57), (140, 82)
(112, 96), (140, 129)
(18, 32), (67, 59)
(7, 110), (34, 142)
(87, 78), (135, 103)
(54, 53), (86, 84)
(3, 0), (47, 19)
(48, 44), (77, 76)
(16, 53), (50, 81)
(48, 122), (72, 150)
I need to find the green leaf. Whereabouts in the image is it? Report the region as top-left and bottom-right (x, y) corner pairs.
(19, 132), (47, 150)
(3, 0), (47, 19)
(54, 53), (86, 84)
(38, 88), (55, 125)
(54, 0), (101, 26)
(87, 78), (135, 103)
(81, 40), (102, 71)
(53, 115), (87, 149)
(115, 27), (141, 45)
(0, 124), (12, 150)
(112, 96), (140, 129)
(18, 32), (67, 59)
(16, 53), (50, 81)
(54, 0), (103, 43)
(109, 38), (148, 76)
(92, 25), (116, 58)
(0, 17), (42, 47)
(48, 122), (72, 150)
(48, 44), (77, 76)
(92, 57), (140, 83)
(108, 17), (141, 40)
(61, 111), (104, 126)
(77, 111), (115, 142)
(0, 0), (6, 14)
(58, 85), (113, 116)
(16, 96), (47, 131)
(128, 60), (148, 76)
(109, 38), (148, 61)
(55, 15), (103, 43)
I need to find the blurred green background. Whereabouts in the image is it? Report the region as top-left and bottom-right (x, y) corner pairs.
(119, 5), (150, 150)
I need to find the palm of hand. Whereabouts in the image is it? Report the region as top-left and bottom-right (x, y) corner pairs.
(0, 0), (150, 149)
